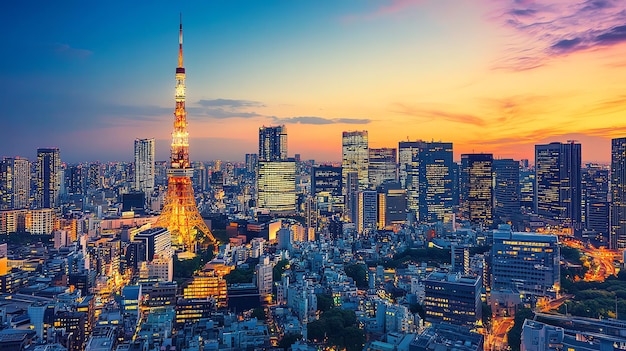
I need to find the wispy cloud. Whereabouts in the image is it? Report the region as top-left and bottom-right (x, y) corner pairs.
(197, 99), (265, 108)
(492, 0), (626, 70)
(190, 98), (266, 120)
(392, 103), (487, 127)
(51, 43), (93, 60)
(272, 116), (371, 125)
(343, 0), (426, 22)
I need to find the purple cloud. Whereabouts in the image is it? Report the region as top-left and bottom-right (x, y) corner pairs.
(492, 0), (626, 70)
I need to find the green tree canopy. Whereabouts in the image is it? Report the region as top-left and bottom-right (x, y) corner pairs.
(307, 309), (365, 351)
(344, 264), (368, 289)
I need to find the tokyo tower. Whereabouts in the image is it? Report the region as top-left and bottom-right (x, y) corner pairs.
(155, 18), (216, 253)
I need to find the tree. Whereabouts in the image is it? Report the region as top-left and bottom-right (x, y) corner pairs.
(317, 293), (334, 312)
(482, 302), (492, 329)
(278, 333), (301, 350)
(173, 249), (215, 279)
(307, 308), (365, 351)
(507, 307), (534, 351)
(344, 264), (368, 289)
(224, 267), (254, 284)
(251, 307), (266, 321)
(410, 303), (426, 320)
(273, 259), (289, 281)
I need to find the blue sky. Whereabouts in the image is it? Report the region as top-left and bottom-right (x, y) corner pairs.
(2, 1), (626, 163)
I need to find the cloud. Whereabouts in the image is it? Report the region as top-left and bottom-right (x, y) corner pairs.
(197, 99), (265, 108)
(492, 0), (626, 70)
(188, 98), (266, 120)
(343, 0), (426, 22)
(272, 116), (371, 125)
(190, 107), (262, 119)
(52, 43), (93, 60)
(551, 38), (582, 51)
(392, 103), (486, 127)
(595, 25), (626, 44)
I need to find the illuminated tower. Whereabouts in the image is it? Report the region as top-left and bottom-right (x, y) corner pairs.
(155, 18), (215, 253)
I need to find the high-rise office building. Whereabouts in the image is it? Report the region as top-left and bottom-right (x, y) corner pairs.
(342, 131), (369, 192)
(257, 125), (295, 214)
(582, 164), (609, 244)
(65, 164), (85, 196)
(257, 161), (296, 214)
(535, 142), (582, 234)
(451, 246), (469, 275)
(35, 148), (61, 209)
(357, 190), (378, 234)
(398, 141), (454, 222)
(377, 182), (407, 229)
(368, 148), (397, 189)
(134, 138), (155, 205)
(461, 154), (493, 227)
(86, 163), (101, 191)
(491, 226), (560, 298)
(0, 157), (30, 210)
(611, 137), (626, 248)
(493, 159), (520, 225)
(519, 167), (535, 209)
(311, 165), (343, 214)
(245, 153), (258, 175)
(423, 272), (482, 328)
(259, 125), (287, 162)
(134, 227), (173, 282)
(345, 171), (359, 222)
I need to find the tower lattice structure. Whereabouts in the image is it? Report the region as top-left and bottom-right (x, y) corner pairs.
(155, 19), (216, 253)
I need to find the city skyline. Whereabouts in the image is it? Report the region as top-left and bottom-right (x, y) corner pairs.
(2, 1), (626, 163)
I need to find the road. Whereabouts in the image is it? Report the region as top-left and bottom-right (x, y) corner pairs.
(563, 239), (620, 282)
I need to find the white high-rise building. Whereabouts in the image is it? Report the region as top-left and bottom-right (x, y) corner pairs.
(134, 138), (155, 206)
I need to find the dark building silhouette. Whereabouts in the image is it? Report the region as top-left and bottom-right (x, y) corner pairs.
(582, 164), (609, 244)
(36, 148), (61, 209)
(493, 159), (520, 226)
(611, 137), (626, 249)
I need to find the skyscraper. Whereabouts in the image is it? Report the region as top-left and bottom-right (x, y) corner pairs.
(461, 154), (493, 227)
(398, 141), (454, 222)
(493, 159), (520, 225)
(311, 165), (343, 214)
(535, 142), (582, 235)
(155, 19), (215, 253)
(259, 125), (287, 162)
(357, 190), (378, 234)
(611, 137), (626, 248)
(582, 164), (609, 244)
(0, 157), (30, 210)
(35, 148), (61, 209)
(376, 182), (407, 229)
(342, 131), (369, 192)
(492, 226), (560, 298)
(368, 147), (397, 189)
(134, 138), (155, 205)
(257, 126), (296, 214)
(257, 161), (296, 214)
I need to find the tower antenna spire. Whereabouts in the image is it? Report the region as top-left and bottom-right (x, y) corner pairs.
(178, 13), (184, 68)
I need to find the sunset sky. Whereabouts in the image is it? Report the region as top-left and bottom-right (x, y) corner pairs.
(2, 0), (626, 163)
